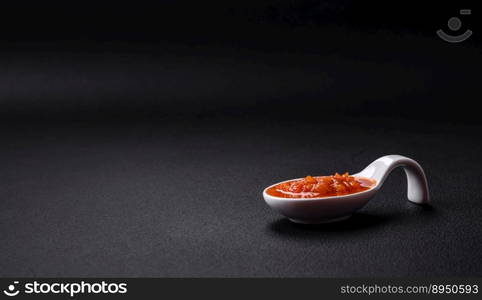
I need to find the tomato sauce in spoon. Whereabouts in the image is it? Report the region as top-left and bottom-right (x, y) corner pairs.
(266, 173), (376, 198)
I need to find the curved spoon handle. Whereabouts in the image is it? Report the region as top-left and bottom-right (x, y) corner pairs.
(357, 155), (430, 204)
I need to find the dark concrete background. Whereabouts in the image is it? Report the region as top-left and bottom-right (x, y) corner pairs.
(1, 117), (481, 276)
(0, 1), (481, 276)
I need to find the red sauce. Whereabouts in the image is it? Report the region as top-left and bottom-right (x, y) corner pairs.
(266, 173), (376, 198)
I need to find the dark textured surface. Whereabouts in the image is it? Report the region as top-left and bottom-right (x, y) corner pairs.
(1, 117), (481, 277)
(0, 0), (481, 277)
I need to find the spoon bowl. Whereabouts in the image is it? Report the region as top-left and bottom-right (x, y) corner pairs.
(262, 155), (430, 224)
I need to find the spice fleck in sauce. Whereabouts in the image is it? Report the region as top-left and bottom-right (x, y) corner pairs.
(267, 173), (376, 198)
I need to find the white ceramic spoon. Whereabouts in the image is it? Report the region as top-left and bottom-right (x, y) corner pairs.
(262, 155), (430, 224)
